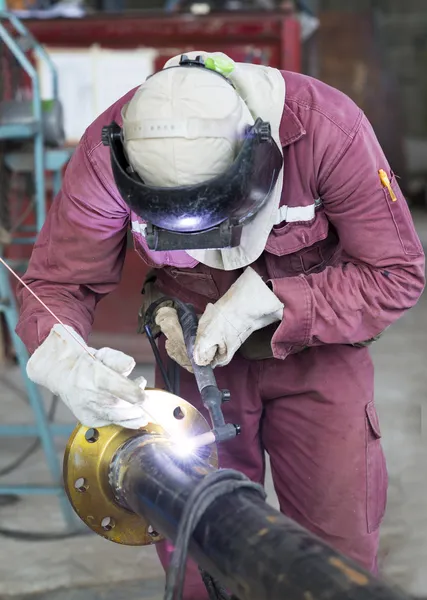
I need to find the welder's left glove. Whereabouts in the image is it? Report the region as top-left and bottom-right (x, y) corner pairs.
(194, 267), (284, 368)
(155, 306), (194, 373)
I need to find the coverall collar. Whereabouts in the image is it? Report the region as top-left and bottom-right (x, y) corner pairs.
(279, 102), (306, 147)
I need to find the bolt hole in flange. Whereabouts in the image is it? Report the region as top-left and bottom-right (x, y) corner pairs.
(101, 517), (115, 531)
(148, 525), (159, 538)
(74, 477), (88, 492)
(85, 428), (99, 443)
(173, 406), (185, 420)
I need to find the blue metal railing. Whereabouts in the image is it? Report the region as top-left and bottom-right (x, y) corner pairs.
(0, 11), (75, 527)
(0, 11), (45, 229)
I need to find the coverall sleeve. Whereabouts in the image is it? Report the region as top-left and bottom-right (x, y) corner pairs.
(15, 135), (130, 355)
(270, 113), (425, 359)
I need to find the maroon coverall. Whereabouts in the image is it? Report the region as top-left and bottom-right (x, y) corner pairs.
(16, 70), (425, 597)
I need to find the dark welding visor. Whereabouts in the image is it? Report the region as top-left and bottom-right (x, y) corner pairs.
(101, 118), (283, 251)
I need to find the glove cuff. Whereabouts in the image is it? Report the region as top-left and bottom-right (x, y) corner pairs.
(27, 324), (87, 390)
(50, 324), (87, 348)
(238, 267), (284, 322)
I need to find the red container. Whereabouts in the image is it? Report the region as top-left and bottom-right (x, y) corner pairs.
(26, 12), (300, 71)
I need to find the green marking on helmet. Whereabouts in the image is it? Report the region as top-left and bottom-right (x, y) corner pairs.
(205, 56), (235, 76)
(41, 99), (54, 113)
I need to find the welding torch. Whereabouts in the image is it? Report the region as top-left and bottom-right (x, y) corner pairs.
(143, 297), (240, 449)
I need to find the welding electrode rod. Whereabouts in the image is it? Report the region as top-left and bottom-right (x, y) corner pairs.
(0, 257), (170, 434)
(110, 437), (410, 600)
(187, 431), (216, 450)
(0, 257), (95, 357)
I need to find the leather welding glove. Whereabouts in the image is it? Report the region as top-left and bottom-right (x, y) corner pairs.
(26, 324), (150, 429)
(194, 267), (284, 368)
(155, 307), (194, 373)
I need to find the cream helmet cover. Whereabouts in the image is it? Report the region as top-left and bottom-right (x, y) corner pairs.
(122, 62), (254, 187)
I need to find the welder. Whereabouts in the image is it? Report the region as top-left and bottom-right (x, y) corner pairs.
(16, 51), (424, 597)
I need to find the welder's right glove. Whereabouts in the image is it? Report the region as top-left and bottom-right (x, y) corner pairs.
(155, 307), (194, 373)
(26, 324), (150, 429)
(194, 267), (284, 368)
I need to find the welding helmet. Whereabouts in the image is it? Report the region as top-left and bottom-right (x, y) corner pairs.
(102, 55), (283, 252)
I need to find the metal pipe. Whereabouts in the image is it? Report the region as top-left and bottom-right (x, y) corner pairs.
(110, 436), (409, 600)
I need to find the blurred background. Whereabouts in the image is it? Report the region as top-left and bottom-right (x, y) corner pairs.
(0, 1), (427, 599)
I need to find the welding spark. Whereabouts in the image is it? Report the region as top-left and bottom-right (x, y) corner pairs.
(171, 431), (216, 458)
(172, 437), (197, 457)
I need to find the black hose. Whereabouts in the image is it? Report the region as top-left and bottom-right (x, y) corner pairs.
(144, 322), (173, 392)
(164, 469), (266, 600)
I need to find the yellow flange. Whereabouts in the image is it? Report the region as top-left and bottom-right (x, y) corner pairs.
(63, 388), (218, 546)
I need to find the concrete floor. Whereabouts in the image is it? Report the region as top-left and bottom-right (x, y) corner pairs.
(1, 212), (427, 599)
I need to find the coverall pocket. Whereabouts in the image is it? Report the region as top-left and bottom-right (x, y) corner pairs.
(265, 211), (339, 278)
(365, 401), (388, 533)
(166, 268), (219, 300)
(383, 172), (424, 256)
(298, 245), (326, 274)
(266, 209), (329, 257)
